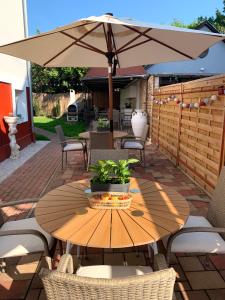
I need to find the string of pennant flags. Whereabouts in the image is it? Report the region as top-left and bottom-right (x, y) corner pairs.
(152, 94), (218, 108)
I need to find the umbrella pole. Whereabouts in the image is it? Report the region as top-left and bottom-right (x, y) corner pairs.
(108, 60), (113, 132)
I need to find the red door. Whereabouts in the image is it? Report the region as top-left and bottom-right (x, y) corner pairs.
(0, 82), (13, 161)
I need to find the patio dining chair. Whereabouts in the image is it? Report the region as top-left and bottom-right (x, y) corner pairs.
(55, 125), (87, 169)
(40, 253), (176, 300)
(87, 132), (114, 170)
(90, 149), (129, 165)
(0, 198), (56, 271)
(121, 124), (149, 166)
(166, 166), (225, 264)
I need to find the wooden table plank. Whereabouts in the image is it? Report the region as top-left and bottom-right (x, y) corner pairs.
(87, 210), (112, 248)
(35, 178), (190, 248)
(110, 210), (134, 248)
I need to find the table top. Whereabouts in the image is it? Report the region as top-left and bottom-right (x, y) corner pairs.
(35, 178), (189, 249)
(79, 130), (128, 140)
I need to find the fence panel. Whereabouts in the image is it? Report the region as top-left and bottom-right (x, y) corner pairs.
(152, 75), (225, 194)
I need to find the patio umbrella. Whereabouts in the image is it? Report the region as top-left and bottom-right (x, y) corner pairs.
(0, 13), (224, 131)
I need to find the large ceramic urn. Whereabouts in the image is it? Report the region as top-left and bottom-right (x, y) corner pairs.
(3, 116), (20, 159)
(131, 109), (147, 137)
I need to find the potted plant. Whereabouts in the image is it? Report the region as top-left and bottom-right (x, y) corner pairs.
(90, 158), (138, 192)
(97, 117), (110, 131)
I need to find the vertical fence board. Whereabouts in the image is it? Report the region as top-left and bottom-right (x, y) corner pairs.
(152, 75), (225, 195)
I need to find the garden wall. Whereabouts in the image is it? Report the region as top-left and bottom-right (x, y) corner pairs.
(151, 74), (225, 195)
(33, 92), (88, 117)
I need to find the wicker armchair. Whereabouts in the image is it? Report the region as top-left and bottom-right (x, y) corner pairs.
(40, 253), (176, 300)
(55, 125), (87, 169)
(0, 198), (56, 271)
(121, 125), (149, 166)
(166, 166), (225, 264)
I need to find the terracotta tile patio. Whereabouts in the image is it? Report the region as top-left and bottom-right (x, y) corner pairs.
(1, 130), (225, 300)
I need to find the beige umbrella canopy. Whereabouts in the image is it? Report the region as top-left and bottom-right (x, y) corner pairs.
(0, 13), (224, 130)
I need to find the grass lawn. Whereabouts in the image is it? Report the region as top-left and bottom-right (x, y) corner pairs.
(35, 133), (50, 141)
(34, 116), (86, 137)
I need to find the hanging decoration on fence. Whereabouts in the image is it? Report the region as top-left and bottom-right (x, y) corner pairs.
(152, 94), (218, 108)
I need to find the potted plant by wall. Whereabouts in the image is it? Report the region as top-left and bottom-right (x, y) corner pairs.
(97, 117), (110, 131)
(90, 158), (138, 192)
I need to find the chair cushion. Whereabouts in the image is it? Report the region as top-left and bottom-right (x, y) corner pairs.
(164, 215), (225, 253)
(123, 141), (143, 150)
(0, 217), (54, 258)
(76, 265), (153, 279)
(64, 143), (83, 151)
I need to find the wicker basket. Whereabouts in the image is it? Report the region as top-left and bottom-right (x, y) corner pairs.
(88, 192), (132, 209)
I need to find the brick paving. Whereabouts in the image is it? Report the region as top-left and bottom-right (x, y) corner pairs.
(1, 130), (225, 299)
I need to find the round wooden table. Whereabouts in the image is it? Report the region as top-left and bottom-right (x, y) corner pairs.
(35, 178), (189, 249)
(79, 130), (128, 140)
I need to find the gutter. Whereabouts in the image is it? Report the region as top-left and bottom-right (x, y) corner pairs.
(22, 0), (34, 135)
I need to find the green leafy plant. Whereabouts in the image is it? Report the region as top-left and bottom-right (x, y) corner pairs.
(97, 117), (109, 129)
(90, 158), (139, 184)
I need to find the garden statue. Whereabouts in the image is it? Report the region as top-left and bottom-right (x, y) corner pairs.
(3, 116), (20, 159)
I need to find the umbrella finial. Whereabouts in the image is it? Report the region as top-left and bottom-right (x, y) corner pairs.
(105, 12), (113, 16)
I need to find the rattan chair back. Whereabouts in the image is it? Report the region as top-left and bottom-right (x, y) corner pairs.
(208, 167), (225, 230)
(90, 132), (113, 149)
(40, 267), (176, 300)
(90, 149), (129, 165)
(55, 125), (67, 148)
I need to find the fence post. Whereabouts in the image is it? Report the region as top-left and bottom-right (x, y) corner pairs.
(176, 83), (183, 167)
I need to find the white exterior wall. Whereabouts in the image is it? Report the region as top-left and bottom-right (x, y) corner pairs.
(120, 81), (140, 110)
(0, 0), (30, 122)
(146, 25), (225, 76)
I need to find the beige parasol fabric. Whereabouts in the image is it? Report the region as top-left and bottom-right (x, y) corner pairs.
(0, 14), (224, 68)
(1, 13), (224, 131)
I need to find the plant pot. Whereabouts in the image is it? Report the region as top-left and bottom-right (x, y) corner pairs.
(131, 109), (147, 138)
(90, 181), (130, 193)
(97, 127), (110, 132)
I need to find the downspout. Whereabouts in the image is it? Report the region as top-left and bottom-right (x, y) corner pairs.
(22, 0), (35, 138)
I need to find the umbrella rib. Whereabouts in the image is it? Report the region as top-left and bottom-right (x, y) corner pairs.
(0, 21), (97, 48)
(103, 23), (109, 50)
(123, 25), (194, 59)
(116, 38), (153, 54)
(61, 31), (105, 55)
(110, 26), (121, 68)
(117, 28), (152, 53)
(43, 42), (75, 66)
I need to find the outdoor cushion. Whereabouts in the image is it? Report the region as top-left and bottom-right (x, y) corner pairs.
(0, 217), (54, 258)
(76, 265), (153, 279)
(63, 143), (83, 151)
(123, 140), (143, 149)
(164, 215), (225, 253)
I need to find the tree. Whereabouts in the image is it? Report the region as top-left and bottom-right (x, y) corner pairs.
(171, 1), (225, 33)
(31, 64), (87, 93)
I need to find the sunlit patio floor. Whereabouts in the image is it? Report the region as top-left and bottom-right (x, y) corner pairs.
(0, 129), (225, 300)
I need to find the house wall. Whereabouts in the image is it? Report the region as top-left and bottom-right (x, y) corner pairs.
(120, 80), (147, 110)
(0, 0), (33, 162)
(146, 25), (225, 76)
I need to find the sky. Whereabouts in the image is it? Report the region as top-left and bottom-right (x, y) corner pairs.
(27, 0), (224, 36)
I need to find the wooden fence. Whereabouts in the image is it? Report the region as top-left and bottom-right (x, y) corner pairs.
(152, 74), (225, 194)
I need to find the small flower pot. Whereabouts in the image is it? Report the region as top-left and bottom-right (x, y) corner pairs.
(97, 127), (110, 132)
(90, 181), (130, 193)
